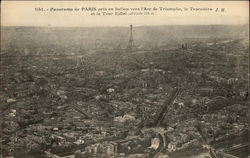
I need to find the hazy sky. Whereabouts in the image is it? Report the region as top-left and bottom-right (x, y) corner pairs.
(1, 1), (249, 27)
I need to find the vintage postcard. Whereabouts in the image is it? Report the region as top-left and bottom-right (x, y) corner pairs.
(0, 1), (249, 158)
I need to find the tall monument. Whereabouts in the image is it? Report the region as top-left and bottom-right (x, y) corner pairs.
(127, 24), (135, 51)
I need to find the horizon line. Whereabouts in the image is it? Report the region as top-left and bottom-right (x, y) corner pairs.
(1, 23), (249, 28)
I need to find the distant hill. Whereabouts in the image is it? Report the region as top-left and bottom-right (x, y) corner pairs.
(1, 25), (248, 55)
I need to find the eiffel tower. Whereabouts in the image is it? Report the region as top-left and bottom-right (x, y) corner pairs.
(127, 24), (135, 51)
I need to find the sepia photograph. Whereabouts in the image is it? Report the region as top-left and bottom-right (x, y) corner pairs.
(0, 1), (249, 158)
